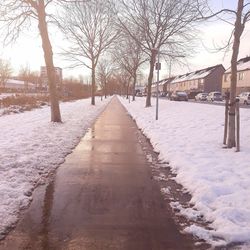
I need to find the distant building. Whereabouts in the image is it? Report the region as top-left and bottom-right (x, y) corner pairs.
(40, 66), (63, 90)
(222, 56), (250, 95)
(169, 64), (225, 94)
(5, 79), (36, 91)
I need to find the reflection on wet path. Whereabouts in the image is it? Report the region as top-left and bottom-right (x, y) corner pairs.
(40, 181), (55, 250)
(0, 97), (196, 250)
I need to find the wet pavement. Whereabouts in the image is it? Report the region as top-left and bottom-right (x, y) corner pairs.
(0, 97), (198, 250)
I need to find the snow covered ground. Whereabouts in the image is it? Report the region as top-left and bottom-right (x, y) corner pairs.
(0, 97), (110, 239)
(119, 96), (250, 247)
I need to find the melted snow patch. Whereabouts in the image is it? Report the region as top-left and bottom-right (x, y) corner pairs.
(119, 96), (250, 247)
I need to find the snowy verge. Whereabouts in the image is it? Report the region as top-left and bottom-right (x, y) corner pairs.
(0, 97), (110, 239)
(119, 96), (250, 247)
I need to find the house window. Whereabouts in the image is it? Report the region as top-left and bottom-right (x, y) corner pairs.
(239, 72), (244, 80)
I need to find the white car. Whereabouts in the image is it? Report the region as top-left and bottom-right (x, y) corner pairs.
(195, 93), (208, 101)
(238, 92), (250, 105)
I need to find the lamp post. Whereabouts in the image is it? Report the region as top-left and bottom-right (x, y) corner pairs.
(166, 55), (185, 93)
(168, 58), (172, 94)
(155, 50), (160, 120)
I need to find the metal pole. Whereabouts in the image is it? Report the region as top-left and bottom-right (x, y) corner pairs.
(236, 99), (240, 152)
(156, 50), (160, 120)
(168, 59), (171, 95)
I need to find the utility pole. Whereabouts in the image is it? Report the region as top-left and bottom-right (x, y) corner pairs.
(155, 49), (161, 120)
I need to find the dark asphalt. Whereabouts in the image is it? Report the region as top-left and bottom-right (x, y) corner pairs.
(0, 97), (199, 250)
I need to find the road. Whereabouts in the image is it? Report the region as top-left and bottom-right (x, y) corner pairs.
(158, 97), (250, 109)
(188, 99), (250, 109)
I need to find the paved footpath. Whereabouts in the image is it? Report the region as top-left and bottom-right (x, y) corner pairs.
(0, 97), (198, 250)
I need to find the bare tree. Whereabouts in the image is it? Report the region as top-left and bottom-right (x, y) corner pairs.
(113, 34), (147, 101)
(0, 59), (12, 90)
(0, 0), (61, 122)
(118, 0), (202, 107)
(18, 64), (31, 86)
(225, 1), (244, 148)
(115, 69), (132, 98)
(18, 64), (40, 88)
(58, 0), (119, 105)
(97, 59), (114, 98)
(62, 76), (90, 99)
(199, 0), (250, 148)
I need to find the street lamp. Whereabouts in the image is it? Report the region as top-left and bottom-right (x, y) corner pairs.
(155, 50), (160, 121)
(165, 55), (185, 93)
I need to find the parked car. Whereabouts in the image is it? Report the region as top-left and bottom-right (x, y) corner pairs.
(160, 92), (167, 97)
(166, 92), (172, 99)
(188, 91), (201, 99)
(207, 92), (223, 102)
(170, 91), (188, 101)
(237, 92), (250, 105)
(195, 92), (208, 101)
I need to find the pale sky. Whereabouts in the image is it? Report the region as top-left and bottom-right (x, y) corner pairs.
(0, 0), (249, 82)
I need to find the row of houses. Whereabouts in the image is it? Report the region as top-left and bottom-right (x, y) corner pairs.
(150, 56), (250, 96)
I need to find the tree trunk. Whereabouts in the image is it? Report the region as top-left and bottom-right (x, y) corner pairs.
(37, 0), (61, 122)
(132, 74), (137, 101)
(146, 50), (157, 107)
(104, 80), (107, 98)
(91, 63), (96, 105)
(227, 0), (244, 148)
(126, 81), (129, 99)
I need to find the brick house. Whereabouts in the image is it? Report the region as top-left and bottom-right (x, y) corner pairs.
(169, 64), (225, 95)
(222, 56), (250, 95)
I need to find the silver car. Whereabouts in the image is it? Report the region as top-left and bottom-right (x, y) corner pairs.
(207, 92), (223, 102)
